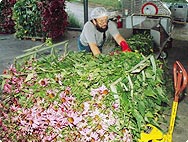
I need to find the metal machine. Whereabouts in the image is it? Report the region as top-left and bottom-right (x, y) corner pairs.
(170, 3), (188, 23)
(120, 0), (173, 59)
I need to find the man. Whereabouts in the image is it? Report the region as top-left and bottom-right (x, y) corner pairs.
(78, 7), (131, 56)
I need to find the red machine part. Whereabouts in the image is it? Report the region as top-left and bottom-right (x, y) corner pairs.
(141, 2), (158, 15)
(116, 15), (123, 28)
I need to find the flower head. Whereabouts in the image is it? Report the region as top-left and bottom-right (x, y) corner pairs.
(39, 78), (49, 87)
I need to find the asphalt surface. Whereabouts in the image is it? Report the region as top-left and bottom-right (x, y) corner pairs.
(0, 2), (188, 141)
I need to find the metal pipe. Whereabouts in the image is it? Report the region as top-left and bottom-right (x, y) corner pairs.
(66, 27), (82, 31)
(84, 0), (88, 24)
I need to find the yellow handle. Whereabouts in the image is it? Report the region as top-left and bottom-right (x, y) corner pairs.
(167, 101), (178, 142)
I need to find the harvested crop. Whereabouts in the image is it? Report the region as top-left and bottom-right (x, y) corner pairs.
(0, 51), (168, 141)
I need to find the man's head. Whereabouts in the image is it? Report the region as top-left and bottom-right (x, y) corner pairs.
(90, 7), (109, 32)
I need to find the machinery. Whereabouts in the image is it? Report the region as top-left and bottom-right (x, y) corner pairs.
(120, 0), (174, 59)
(138, 61), (187, 142)
(170, 3), (188, 23)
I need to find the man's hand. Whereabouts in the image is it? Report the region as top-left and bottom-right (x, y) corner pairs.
(89, 43), (101, 56)
(120, 41), (131, 52)
(110, 50), (121, 56)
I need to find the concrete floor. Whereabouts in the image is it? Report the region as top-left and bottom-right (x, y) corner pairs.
(0, 2), (188, 141)
(166, 24), (188, 142)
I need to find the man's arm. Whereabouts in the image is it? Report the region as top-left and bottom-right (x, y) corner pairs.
(114, 33), (131, 52)
(89, 43), (101, 56)
(113, 33), (126, 45)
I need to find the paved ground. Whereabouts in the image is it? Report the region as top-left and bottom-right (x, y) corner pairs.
(166, 24), (188, 142)
(0, 2), (188, 141)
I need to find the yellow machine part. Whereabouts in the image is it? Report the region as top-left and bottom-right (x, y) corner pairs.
(138, 124), (164, 142)
(138, 102), (178, 142)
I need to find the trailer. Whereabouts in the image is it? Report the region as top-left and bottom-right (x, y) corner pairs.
(119, 0), (173, 59)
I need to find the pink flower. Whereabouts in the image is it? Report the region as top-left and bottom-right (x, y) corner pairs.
(0, 118), (2, 126)
(14, 88), (20, 94)
(103, 111), (116, 126)
(99, 121), (109, 131)
(108, 132), (116, 140)
(98, 85), (109, 95)
(79, 127), (91, 137)
(54, 116), (68, 130)
(90, 131), (99, 141)
(89, 108), (101, 119)
(55, 73), (63, 85)
(42, 133), (58, 142)
(2, 125), (8, 131)
(3, 83), (12, 93)
(64, 86), (71, 95)
(11, 76), (18, 84)
(67, 111), (82, 127)
(76, 119), (87, 129)
(97, 129), (105, 136)
(3, 69), (8, 74)
(8, 64), (17, 74)
(122, 128), (132, 142)
(112, 102), (119, 110)
(47, 89), (56, 99)
(82, 101), (90, 114)
(10, 104), (20, 111)
(38, 78), (49, 87)
(90, 85), (109, 98)
(59, 91), (75, 109)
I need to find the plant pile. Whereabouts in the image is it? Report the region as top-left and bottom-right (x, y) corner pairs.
(0, 51), (169, 141)
(0, 0), (16, 34)
(38, 0), (68, 39)
(112, 32), (154, 56)
(13, 0), (43, 38)
(13, 0), (68, 40)
(126, 33), (154, 56)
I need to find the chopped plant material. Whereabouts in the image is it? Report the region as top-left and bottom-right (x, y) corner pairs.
(0, 51), (169, 141)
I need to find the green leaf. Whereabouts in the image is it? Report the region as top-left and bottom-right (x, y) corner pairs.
(145, 111), (154, 118)
(24, 73), (34, 82)
(0, 74), (12, 79)
(138, 101), (146, 117)
(133, 109), (144, 130)
(144, 86), (156, 98)
(1, 79), (6, 90)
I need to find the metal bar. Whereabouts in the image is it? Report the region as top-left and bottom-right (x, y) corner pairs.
(84, 0), (88, 24)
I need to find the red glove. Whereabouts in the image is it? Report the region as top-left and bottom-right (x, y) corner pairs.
(120, 41), (131, 52)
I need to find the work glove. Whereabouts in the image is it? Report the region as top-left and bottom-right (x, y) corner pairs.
(120, 41), (131, 52)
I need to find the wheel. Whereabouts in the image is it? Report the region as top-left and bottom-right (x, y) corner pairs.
(159, 51), (168, 59)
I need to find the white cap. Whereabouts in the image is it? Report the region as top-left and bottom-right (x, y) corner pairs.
(90, 7), (109, 19)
